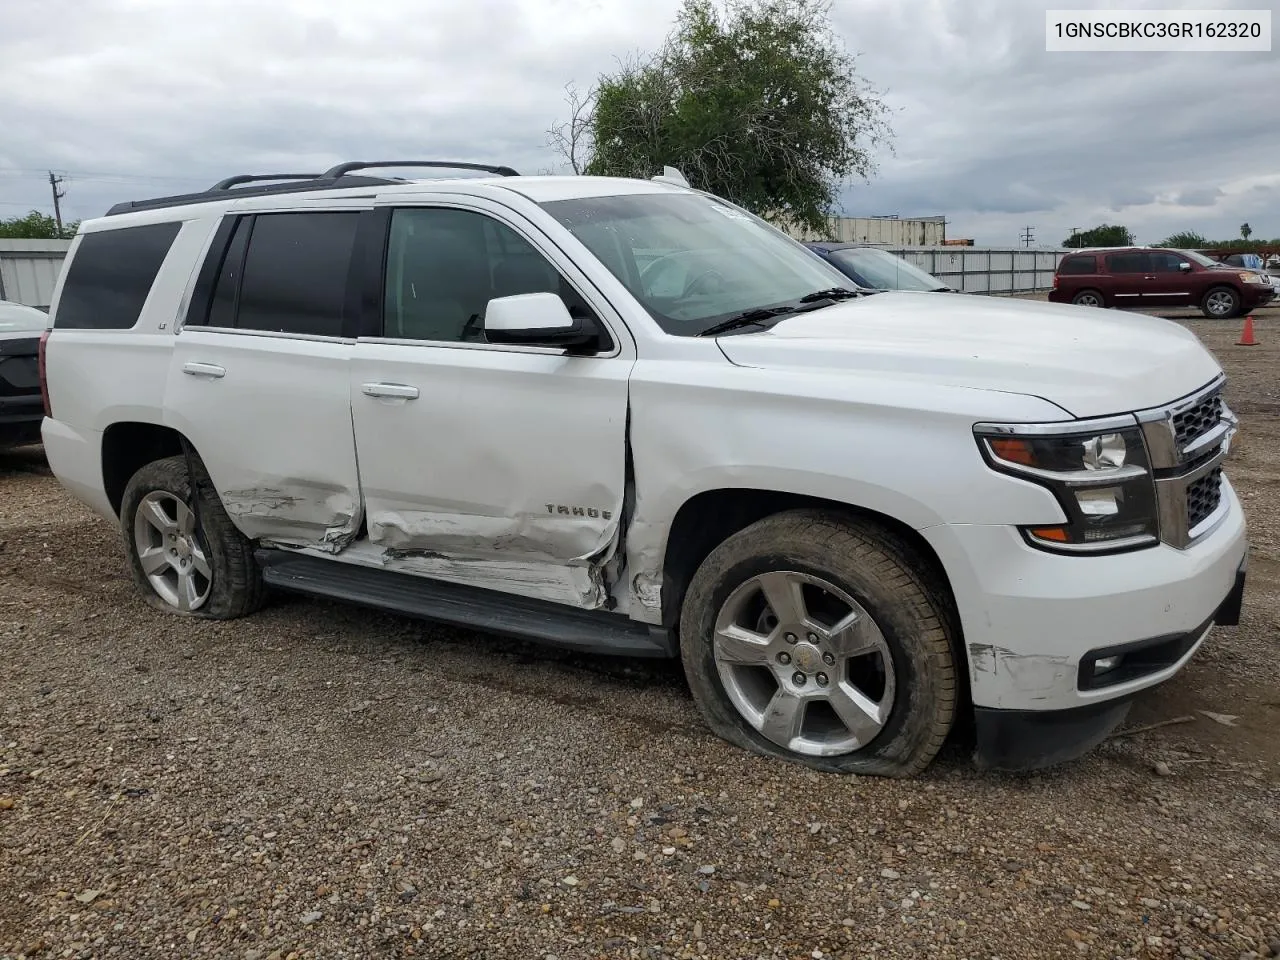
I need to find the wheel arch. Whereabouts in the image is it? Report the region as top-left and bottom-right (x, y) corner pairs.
(657, 488), (965, 681)
(101, 421), (189, 517)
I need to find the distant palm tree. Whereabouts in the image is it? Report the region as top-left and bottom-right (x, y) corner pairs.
(1240, 222), (1253, 240)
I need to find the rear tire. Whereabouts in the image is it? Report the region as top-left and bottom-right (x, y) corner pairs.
(120, 454), (265, 619)
(1071, 289), (1105, 308)
(679, 509), (957, 778)
(1201, 286), (1240, 319)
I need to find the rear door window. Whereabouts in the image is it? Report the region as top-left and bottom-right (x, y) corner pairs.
(1105, 253), (1150, 273)
(54, 222), (181, 329)
(1057, 255), (1097, 275)
(233, 213), (360, 337)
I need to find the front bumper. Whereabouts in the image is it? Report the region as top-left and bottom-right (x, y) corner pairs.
(971, 565), (1245, 771)
(921, 476), (1247, 714)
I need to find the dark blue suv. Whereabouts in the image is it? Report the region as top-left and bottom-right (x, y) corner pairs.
(805, 242), (955, 293)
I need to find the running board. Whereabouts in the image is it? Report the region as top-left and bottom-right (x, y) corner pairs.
(255, 550), (674, 658)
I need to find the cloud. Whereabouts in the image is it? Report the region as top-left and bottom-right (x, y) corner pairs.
(1, 0), (1277, 245)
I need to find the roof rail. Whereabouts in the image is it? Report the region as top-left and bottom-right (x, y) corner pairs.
(103, 174), (399, 217)
(104, 159), (519, 217)
(320, 160), (520, 178)
(209, 173), (322, 190)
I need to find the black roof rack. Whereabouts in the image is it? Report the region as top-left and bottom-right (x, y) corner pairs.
(320, 160), (520, 178)
(104, 159), (521, 217)
(209, 173), (323, 190)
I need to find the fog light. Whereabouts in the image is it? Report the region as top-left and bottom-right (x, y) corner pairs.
(1075, 486), (1122, 517)
(1094, 655), (1121, 674)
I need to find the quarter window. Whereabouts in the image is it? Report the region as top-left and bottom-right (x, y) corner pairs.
(1057, 255), (1097, 275)
(54, 222), (181, 329)
(382, 207), (601, 345)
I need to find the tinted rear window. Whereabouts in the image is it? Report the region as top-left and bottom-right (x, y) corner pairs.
(233, 212), (359, 337)
(1058, 255), (1096, 275)
(54, 222), (181, 329)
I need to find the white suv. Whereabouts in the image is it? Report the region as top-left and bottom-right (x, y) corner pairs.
(39, 161), (1247, 777)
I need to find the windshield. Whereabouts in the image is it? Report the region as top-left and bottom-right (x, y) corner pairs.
(0, 302), (50, 333)
(540, 193), (853, 335)
(827, 247), (946, 291)
(1177, 249), (1219, 268)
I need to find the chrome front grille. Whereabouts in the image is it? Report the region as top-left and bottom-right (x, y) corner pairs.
(1172, 393), (1223, 450)
(1136, 375), (1234, 550)
(1186, 467), (1223, 530)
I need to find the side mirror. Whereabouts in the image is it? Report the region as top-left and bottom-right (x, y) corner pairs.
(483, 292), (598, 351)
(1178, 261), (1192, 272)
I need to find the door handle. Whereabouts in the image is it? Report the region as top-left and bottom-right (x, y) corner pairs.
(182, 362), (226, 379)
(362, 382), (419, 400)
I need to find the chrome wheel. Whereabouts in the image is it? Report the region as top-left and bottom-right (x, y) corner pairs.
(133, 490), (212, 612)
(712, 571), (896, 757)
(1205, 290), (1236, 317)
(1073, 291), (1103, 308)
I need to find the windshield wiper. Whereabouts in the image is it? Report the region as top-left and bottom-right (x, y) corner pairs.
(697, 305), (797, 337)
(697, 288), (865, 337)
(797, 287), (862, 303)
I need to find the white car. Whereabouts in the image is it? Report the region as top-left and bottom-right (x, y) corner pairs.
(38, 162), (1247, 776)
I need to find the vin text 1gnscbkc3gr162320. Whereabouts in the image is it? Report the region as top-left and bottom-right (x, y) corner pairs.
(38, 162), (1247, 776)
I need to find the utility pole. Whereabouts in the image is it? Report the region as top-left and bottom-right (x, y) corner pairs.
(1020, 225), (1035, 248)
(48, 171), (66, 235)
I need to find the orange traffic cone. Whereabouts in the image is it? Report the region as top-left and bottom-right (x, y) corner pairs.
(1237, 315), (1258, 346)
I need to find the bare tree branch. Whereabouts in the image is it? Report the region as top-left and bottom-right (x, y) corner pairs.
(546, 83), (597, 175)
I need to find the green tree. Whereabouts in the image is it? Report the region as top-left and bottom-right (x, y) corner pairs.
(551, 0), (893, 231)
(1063, 224), (1134, 248)
(1158, 230), (1208, 248)
(1240, 222), (1252, 241)
(0, 210), (78, 239)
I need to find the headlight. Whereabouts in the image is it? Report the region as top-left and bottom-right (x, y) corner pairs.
(975, 420), (1158, 554)
(1240, 272), (1266, 285)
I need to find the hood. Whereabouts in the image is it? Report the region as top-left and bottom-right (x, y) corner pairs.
(715, 292), (1222, 419)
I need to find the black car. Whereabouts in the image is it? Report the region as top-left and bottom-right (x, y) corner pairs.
(805, 242), (956, 293)
(0, 300), (48, 449)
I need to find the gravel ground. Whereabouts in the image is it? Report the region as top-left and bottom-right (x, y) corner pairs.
(2, 315), (1279, 960)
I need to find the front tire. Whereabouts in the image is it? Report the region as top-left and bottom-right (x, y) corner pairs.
(1072, 289), (1106, 308)
(679, 510), (957, 777)
(1201, 285), (1240, 319)
(120, 455), (264, 619)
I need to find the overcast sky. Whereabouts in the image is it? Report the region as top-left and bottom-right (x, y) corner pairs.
(1, 0), (1276, 246)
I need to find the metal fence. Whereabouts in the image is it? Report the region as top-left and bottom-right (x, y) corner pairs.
(0, 239), (72, 309)
(886, 246), (1068, 295)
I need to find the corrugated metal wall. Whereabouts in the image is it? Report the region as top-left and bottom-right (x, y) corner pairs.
(887, 247), (1067, 294)
(0, 239), (72, 309)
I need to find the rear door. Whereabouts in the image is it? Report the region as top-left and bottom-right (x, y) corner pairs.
(347, 195), (634, 608)
(165, 205), (365, 548)
(1102, 252), (1150, 307)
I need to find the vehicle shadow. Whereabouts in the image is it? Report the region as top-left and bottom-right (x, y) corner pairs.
(0, 443), (49, 478)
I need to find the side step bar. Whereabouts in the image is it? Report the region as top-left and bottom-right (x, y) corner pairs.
(256, 550), (674, 658)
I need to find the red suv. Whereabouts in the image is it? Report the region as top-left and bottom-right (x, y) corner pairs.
(1049, 247), (1275, 318)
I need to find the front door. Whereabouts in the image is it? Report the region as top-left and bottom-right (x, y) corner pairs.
(1144, 251), (1195, 307)
(348, 198), (633, 608)
(166, 208), (365, 548)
